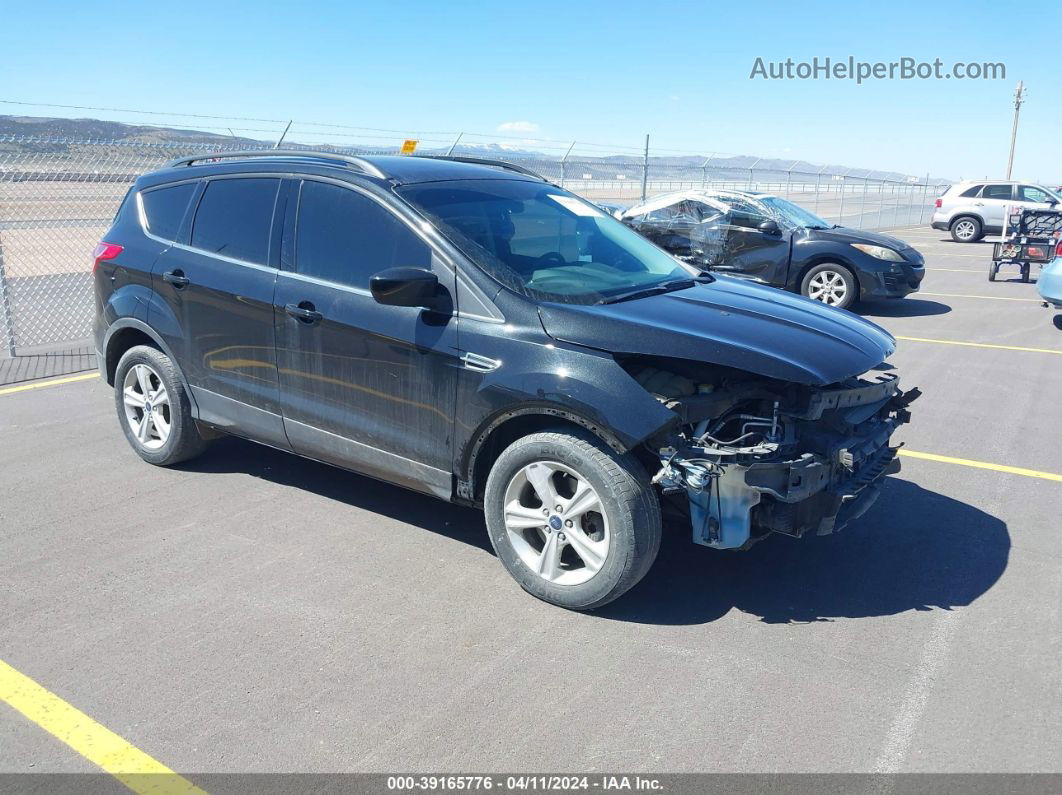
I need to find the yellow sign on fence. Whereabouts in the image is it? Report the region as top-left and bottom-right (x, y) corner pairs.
(400, 139), (418, 155)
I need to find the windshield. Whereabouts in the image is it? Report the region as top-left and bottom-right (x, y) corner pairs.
(398, 180), (695, 304)
(758, 196), (831, 229)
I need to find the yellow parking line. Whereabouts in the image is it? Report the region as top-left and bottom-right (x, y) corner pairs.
(896, 336), (1062, 354)
(0, 659), (205, 794)
(899, 450), (1062, 483)
(918, 291), (1041, 302)
(0, 372), (99, 396)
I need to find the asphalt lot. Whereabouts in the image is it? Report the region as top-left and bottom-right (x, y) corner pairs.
(1, 227), (1060, 780)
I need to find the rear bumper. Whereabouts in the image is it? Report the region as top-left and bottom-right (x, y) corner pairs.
(931, 220), (949, 231)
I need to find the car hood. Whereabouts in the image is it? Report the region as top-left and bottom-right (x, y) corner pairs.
(808, 225), (914, 249)
(804, 225), (923, 263)
(539, 277), (896, 385)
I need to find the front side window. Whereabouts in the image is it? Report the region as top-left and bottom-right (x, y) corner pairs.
(295, 181), (431, 288)
(1018, 185), (1055, 203)
(191, 178), (279, 265)
(398, 180), (693, 304)
(141, 182), (196, 241)
(982, 184), (1014, 200)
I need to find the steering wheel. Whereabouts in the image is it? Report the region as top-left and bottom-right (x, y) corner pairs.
(533, 252), (567, 267)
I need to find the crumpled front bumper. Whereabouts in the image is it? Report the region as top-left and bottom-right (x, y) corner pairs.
(683, 378), (919, 549)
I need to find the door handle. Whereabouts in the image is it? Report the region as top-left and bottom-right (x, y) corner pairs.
(163, 269), (189, 288)
(285, 302), (323, 324)
(974, 202), (985, 207)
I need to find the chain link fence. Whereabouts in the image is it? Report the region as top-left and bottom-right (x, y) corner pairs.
(0, 134), (948, 367)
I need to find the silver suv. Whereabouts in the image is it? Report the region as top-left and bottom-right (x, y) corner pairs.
(931, 180), (1062, 242)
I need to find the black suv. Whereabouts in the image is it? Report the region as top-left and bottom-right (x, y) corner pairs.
(94, 151), (918, 610)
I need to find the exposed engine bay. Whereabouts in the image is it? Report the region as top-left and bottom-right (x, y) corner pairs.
(626, 357), (920, 550)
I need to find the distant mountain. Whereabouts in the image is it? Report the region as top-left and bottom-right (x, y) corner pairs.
(0, 114), (258, 147)
(0, 115), (946, 184)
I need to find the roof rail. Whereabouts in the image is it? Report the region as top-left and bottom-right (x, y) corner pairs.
(165, 149), (388, 179)
(420, 155), (546, 181)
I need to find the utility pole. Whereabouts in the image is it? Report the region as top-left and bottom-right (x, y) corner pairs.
(1005, 81), (1025, 179)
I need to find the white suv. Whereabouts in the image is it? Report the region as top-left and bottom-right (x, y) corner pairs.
(931, 181), (1061, 242)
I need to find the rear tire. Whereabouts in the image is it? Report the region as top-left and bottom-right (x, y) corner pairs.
(483, 429), (661, 610)
(950, 216), (982, 243)
(114, 345), (209, 466)
(988, 261), (997, 282)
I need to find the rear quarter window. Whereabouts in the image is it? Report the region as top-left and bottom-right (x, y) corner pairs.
(959, 184), (984, 198)
(140, 182), (197, 241)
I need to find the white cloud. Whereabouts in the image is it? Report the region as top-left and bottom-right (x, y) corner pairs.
(497, 121), (540, 133)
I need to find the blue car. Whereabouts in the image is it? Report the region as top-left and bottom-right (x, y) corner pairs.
(1039, 243), (1062, 319)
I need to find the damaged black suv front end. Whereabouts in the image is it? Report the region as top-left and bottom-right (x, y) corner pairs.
(640, 363), (920, 549)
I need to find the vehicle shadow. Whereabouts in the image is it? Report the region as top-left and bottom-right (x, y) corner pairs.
(178, 442), (1009, 628)
(175, 436), (494, 554)
(599, 477), (1009, 625)
(856, 299), (951, 318)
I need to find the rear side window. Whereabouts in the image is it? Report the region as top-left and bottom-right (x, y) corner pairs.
(981, 184), (1013, 200)
(959, 184), (984, 198)
(295, 180), (430, 287)
(141, 183), (196, 241)
(191, 178), (279, 265)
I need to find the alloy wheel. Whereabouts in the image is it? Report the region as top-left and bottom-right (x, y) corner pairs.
(502, 461), (610, 586)
(954, 220), (977, 241)
(121, 363), (171, 450)
(807, 270), (849, 306)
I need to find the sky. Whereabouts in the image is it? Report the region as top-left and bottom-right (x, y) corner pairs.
(2, 0), (1059, 182)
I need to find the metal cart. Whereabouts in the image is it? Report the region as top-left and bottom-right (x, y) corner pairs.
(990, 206), (1062, 282)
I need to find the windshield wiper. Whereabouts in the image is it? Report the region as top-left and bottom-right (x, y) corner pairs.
(596, 277), (701, 305)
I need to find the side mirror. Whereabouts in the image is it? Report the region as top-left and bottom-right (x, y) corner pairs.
(758, 220), (782, 235)
(370, 267), (441, 310)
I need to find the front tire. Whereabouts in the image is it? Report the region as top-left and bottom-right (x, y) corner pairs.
(950, 216), (983, 243)
(484, 429), (661, 610)
(800, 263), (857, 309)
(114, 345), (209, 466)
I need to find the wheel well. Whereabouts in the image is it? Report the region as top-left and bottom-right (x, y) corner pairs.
(795, 258), (856, 290)
(465, 411), (624, 504)
(104, 327), (158, 385)
(950, 213), (982, 228)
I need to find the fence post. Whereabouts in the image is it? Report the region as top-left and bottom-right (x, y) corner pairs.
(813, 166), (826, 214)
(859, 173), (871, 230)
(560, 141), (576, 189)
(640, 134), (649, 203)
(837, 171), (849, 225)
(445, 132), (464, 156)
(918, 173), (931, 225)
(747, 158), (761, 190)
(701, 155), (714, 189)
(877, 178), (888, 229)
(0, 230), (16, 357)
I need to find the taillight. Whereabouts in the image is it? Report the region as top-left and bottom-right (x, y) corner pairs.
(1056, 242), (1062, 258)
(934, 198), (942, 208)
(92, 241), (123, 272)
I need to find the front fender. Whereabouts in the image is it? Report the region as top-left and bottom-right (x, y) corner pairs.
(455, 338), (678, 485)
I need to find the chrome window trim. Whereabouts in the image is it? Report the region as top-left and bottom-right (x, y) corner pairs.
(168, 241), (279, 274)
